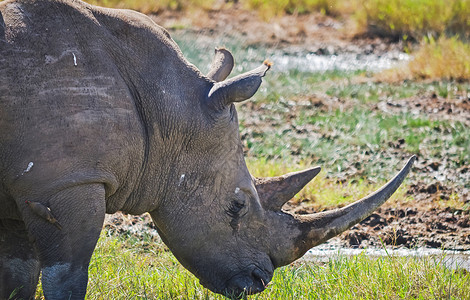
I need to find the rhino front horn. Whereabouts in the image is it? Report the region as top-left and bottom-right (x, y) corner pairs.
(268, 156), (416, 267)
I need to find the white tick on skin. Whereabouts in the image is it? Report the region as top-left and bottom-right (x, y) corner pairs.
(234, 187), (240, 194)
(21, 162), (34, 175)
(178, 174), (185, 186)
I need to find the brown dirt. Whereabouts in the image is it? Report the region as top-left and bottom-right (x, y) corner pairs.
(286, 200), (470, 251)
(151, 7), (403, 55)
(104, 7), (469, 251)
(377, 92), (470, 126)
(343, 207), (470, 251)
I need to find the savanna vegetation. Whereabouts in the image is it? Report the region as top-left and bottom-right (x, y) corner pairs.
(21, 0), (470, 298)
(31, 229), (469, 299)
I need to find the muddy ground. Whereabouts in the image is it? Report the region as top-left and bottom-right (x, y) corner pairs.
(106, 7), (469, 251)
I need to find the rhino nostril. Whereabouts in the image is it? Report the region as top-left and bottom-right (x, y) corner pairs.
(252, 268), (269, 289)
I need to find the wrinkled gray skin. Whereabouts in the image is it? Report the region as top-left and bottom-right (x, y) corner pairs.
(0, 0), (415, 299)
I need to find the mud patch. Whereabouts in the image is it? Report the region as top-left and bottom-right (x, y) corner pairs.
(377, 93), (470, 126)
(334, 206), (470, 250)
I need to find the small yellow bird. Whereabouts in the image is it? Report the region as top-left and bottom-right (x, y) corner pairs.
(25, 201), (63, 230)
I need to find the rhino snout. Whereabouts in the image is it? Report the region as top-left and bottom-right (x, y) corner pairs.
(222, 267), (273, 297)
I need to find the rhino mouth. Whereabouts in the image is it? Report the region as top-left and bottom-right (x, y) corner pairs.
(199, 265), (272, 298)
(219, 267), (272, 298)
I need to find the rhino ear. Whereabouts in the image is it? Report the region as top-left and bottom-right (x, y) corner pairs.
(207, 48), (234, 82)
(207, 60), (271, 110)
(255, 167), (321, 211)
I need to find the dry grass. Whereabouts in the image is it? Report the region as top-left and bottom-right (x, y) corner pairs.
(409, 36), (470, 81)
(244, 0), (353, 19)
(377, 36), (470, 82)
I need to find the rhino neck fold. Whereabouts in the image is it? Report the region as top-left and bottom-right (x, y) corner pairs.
(100, 36), (214, 214)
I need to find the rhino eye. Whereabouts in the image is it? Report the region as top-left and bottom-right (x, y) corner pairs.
(226, 196), (246, 231)
(226, 200), (245, 219)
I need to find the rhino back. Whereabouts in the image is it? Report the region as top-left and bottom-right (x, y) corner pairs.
(0, 0), (204, 215)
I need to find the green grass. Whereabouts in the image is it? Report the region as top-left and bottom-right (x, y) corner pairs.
(327, 80), (470, 102)
(33, 232), (470, 299)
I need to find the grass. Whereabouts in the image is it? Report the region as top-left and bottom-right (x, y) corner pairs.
(240, 90), (470, 184)
(32, 231), (470, 299)
(358, 0), (470, 39)
(378, 36), (470, 81)
(407, 36), (470, 81)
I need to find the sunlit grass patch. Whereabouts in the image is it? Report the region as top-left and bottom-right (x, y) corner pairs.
(359, 0), (451, 39)
(272, 254), (470, 299)
(34, 232), (470, 299)
(243, 105), (469, 170)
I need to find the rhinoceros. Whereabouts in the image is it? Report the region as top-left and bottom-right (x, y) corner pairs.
(0, 0), (415, 299)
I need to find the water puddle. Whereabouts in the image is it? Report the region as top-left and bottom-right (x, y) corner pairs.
(268, 51), (410, 72)
(303, 246), (470, 270)
(174, 32), (410, 73)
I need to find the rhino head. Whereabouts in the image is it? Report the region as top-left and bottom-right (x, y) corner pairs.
(148, 48), (415, 297)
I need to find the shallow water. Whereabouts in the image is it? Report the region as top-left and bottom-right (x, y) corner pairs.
(303, 245), (470, 271)
(269, 51), (410, 72)
(174, 33), (410, 73)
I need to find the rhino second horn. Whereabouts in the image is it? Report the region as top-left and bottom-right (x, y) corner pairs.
(255, 166), (321, 211)
(207, 48), (234, 82)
